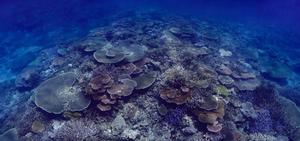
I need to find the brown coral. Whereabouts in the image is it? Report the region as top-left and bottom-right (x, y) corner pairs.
(192, 96), (225, 131)
(160, 86), (192, 105)
(160, 66), (193, 105)
(85, 73), (113, 96)
(85, 73), (119, 112)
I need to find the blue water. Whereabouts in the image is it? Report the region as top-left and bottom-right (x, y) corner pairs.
(0, 0), (300, 140)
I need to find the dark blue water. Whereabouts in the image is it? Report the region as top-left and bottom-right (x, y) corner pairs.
(0, 0), (300, 140)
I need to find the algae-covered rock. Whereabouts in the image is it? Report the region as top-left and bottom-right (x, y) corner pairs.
(133, 71), (157, 90)
(34, 72), (91, 114)
(0, 128), (19, 141)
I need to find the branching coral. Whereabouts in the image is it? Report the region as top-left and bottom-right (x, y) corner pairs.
(51, 119), (100, 140)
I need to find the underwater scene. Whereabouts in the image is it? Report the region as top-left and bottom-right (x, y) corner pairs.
(1, 0), (300, 140)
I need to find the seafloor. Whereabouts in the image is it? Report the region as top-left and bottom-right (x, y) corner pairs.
(1, 11), (300, 141)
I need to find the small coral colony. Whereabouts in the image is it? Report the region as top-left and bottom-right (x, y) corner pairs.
(2, 12), (300, 141)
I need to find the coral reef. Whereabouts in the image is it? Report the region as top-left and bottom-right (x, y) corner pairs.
(1, 11), (299, 141)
